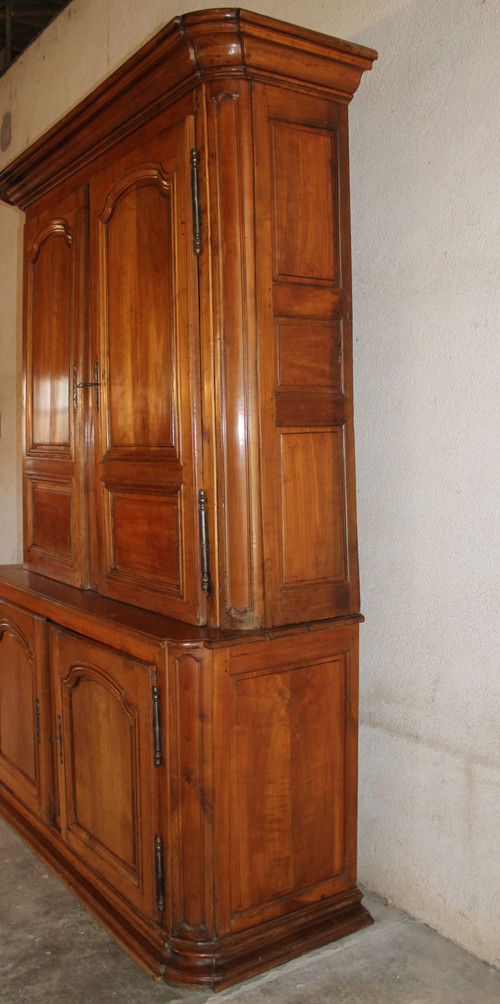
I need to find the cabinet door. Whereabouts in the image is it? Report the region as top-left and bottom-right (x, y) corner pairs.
(50, 627), (158, 920)
(89, 116), (204, 623)
(0, 600), (50, 820)
(24, 186), (89, 587)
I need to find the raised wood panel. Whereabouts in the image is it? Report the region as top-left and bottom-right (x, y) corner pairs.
(0, 601), (49, 820)
(281, 430), (346, 585)
(275, 392), (346, 428)
(108, 490), (180, 588)
(28, 222), (72, 448)
(0, 624), (37, 789)
(228, 646), (348, 917)
(271, 121), (338, 283)
(51, 627), (157, 917)
(90, 117), (203, 623)
(29, 480), (72, 556)
(68, 674), (137, 867)
(272, 282), (343, 320)
(102, 168), (175, 451)
(278, 320), (341, 391)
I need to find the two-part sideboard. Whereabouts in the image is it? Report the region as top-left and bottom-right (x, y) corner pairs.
(0, 8), (376, 989)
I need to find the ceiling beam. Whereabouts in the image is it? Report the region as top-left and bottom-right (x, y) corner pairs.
(0, 12), (61, 22)
(4, 2), (12, 69)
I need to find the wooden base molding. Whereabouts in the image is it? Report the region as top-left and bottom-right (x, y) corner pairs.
(0, 785), (372, 991)
(164, 895), (373, 991)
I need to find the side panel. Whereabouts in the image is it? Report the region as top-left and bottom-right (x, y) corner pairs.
(23, 186), (89, 586)
(213, 624), (360, 934)
(254, 85), (360, 625)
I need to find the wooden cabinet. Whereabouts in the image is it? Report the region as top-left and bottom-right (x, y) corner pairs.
(0, 8), (377, 991)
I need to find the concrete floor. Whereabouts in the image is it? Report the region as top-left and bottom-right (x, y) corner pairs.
(0, 817), (499, 1003)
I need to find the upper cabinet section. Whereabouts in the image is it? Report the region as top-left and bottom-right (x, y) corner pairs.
(0, 10), (376, 630)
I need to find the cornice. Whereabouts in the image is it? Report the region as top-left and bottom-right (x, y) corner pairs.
(0, 8), (377, 209)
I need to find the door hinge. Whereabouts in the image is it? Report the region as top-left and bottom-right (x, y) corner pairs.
(155, 836), (165, 913)
(152, 685), (162, 767)
(198, 490), (211, 594)
(49, 715), (63, 764)
(190, 148), (201, 256)
(35, 698), (41, 746)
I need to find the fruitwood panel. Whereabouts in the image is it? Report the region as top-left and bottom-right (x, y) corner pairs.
(231, 659), (345, 910)
(254, 84), (360, 625)
(281, 430), (346, 586)
(89, 117), (204, 623)
(23, 187), (88, 587)
(271, 120), (339, 282)
(0, 600), (50, 820)
(30, 228), (71, 446)
(105, 177), (174, 449)
(278, 320), (342, 391)
(51, 627), (157, 918)
(218, 625), (359, 932)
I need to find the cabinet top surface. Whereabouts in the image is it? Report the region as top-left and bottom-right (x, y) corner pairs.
(0, 566), (362, 649)
(0, 565), (230, 646)
(0, 7), (376, 208)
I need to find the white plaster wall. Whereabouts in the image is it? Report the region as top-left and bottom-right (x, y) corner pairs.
(349, 0), (500, 968)
(0, 0), (498, 968)
(0, 201), (23, 563)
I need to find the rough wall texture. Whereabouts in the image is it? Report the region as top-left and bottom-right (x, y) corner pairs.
(0, 0), (498, 968)
(349, 0), (500, 967)
(0, 202), (22, 562)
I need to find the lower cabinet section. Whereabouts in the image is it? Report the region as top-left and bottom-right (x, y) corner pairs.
(0, 571), (371, 990)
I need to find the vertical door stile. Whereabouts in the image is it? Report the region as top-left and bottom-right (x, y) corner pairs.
(193, 89), (220, 627)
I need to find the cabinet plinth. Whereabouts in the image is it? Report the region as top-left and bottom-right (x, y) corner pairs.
(0, 8), (376, 990)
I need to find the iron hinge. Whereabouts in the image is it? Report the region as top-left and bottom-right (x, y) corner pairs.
(155, 836), (165, 913)
(190, 148), (201, 256)
(152, 685), (162, 767)
(35, 698), (41, 746)
(49, 715), (63, 764)
(198, 490), (211, 594)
